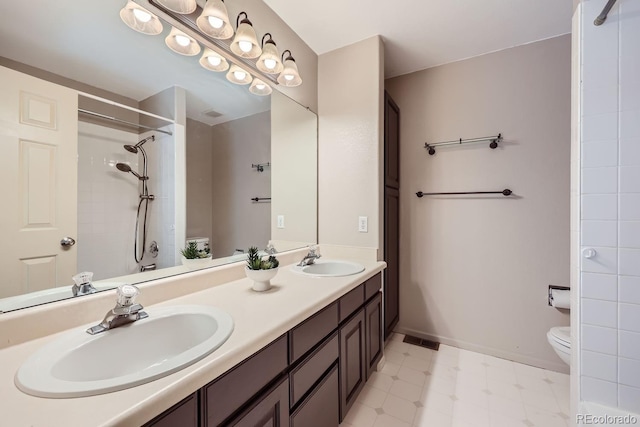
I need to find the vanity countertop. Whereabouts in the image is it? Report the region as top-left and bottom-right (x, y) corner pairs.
(0, 258), (385, 427)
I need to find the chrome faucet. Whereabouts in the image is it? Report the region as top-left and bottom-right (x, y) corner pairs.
(297, 245), (321, 266)
(86, 285), (148, 335)
(72, 271), (97, 297)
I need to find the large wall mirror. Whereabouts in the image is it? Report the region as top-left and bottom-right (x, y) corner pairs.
(0, 0), (317, 312)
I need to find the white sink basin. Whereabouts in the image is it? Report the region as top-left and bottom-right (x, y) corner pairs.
(296, 260), (365, 277)
(15, 305), (233, 398)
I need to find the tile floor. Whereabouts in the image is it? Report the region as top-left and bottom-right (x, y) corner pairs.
(340, 333), (570, 427)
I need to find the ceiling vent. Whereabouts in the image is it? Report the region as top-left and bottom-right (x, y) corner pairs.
(202, 109), (222, 118)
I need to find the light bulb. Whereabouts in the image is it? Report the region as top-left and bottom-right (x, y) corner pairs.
(207, 56), (222, 66)
(132, 8), (152, 23)
(208, 16), (224, 29)
(238, 41), (253, 53)
(175, 34), (191, 47)
(264, 58), (276, 70)
(234, 70), (246, 80)
(256, 83), (266, 90)
(284, 74), (294, 81)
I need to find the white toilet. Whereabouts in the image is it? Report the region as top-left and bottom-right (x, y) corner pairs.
(547, 326), (571, 365)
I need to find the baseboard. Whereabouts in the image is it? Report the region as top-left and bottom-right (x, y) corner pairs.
(394, 326), (569, 374)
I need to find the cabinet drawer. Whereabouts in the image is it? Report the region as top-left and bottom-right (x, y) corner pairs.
(339, 285), (364, 322)
(289, 302), (338, 363)
(204, 335), (288, 426)
(290, 365), (339, 427)
(289, 332), (338, 407)
(143, 392), (199, 427)
(364, 274), (382, 301)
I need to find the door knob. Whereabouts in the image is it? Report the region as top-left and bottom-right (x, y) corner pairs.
(60, 237), (76, 247)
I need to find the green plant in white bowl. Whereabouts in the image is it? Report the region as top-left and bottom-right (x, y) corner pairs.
(245, 246), (279, 291)
(180, 241), (212, 269)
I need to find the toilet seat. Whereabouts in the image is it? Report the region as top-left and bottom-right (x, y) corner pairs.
(548, 326), (571, 348)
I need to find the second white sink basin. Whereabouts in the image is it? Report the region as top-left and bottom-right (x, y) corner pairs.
(298, 260), (365, 277)
(15, 305), (233, 398)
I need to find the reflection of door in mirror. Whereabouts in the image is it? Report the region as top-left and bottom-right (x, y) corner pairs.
(0, 66), (78, 299)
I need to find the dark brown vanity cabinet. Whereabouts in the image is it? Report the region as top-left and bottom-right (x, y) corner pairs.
(143, 392), (200, 427)
(339, 308), (366, 421)
(144, 273), (382, 427)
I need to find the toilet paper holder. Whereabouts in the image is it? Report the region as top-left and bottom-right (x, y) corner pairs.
(548, 285), (570, 306)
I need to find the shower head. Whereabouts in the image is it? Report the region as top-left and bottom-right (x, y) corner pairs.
(115, 162), (147, 180)
(116, 163), (132, 172)
(123, 135), (155, 154)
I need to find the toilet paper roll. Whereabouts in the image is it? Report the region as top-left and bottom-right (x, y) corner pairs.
(551, 289), (571, 309)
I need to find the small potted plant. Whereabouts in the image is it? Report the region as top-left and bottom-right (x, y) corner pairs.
(245, 246), (279, 291)
(180, 241), (212, 269)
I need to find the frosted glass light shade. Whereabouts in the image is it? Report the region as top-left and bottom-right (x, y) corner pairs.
(196, 0), (233, 39)
(230, 17), (261, 59)
(155, 0), (196, 14)
(256, 41), (283, 74)
(277, 55), (302, 87)
(226, 64), (252, 85)
(119, 1), (163, 35)
(165, 27), (201, 56)
(249, 79), (272, 96)
(199, 48), (229, 72)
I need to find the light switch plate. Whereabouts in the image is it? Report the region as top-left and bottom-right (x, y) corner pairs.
(358, 216), (368, 233)
(277, 215), (285, 229)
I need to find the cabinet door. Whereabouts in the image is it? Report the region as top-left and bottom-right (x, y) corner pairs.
(384, 187), (400, 339)
(365, 292), (383, 379)
(290, 365), (339, 427)
(384, 91), (400, 189)
(143, 392), (199, 427)
(339, 309), (366, 421)
(228, 377), (289, 427)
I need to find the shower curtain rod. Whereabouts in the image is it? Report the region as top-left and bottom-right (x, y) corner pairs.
(594, 0), (618, 25)
(78, 109), (173, 136)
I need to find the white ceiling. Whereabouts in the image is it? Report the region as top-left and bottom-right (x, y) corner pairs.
(263, 0), (574, 78)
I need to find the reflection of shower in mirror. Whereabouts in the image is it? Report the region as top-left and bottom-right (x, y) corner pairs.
(116, 135), (155, 264)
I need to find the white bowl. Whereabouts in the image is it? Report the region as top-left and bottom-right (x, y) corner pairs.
(245, 267), (278, 291)
(181, 255), (212, 270)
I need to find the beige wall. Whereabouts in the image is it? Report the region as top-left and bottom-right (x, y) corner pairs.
(318, 36), (385, 256)
(186, 118), (214, 243)
(210, 112), (271, 257)
(385, 35), (572, 371)
(270, 91), (317, 245)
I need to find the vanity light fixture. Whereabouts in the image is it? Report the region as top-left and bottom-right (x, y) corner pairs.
(249, 78), (272, 96)
(119, 1), (163, 35)
(256, 34), (283, 75)
(230, 12), (262, 59)
(154, 0), (196, 14)
(196, 0), (233, 40)
(277, 50), (302, 87)
(199, 48), (229, 72)
(165, 27), (201, 56)
(226, 64), (252, 85)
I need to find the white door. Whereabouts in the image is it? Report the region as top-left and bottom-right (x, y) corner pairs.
(0, 66), (78, 299)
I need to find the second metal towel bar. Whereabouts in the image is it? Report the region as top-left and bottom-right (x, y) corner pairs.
(416, 189), (513, 198)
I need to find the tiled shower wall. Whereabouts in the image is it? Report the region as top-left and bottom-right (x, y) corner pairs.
(578, 0), (640, 413)
(77, 122), (176, 279)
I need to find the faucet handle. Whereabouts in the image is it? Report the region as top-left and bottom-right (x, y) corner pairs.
(309, 245), (320, 256)
(116, 284), (140, 307)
